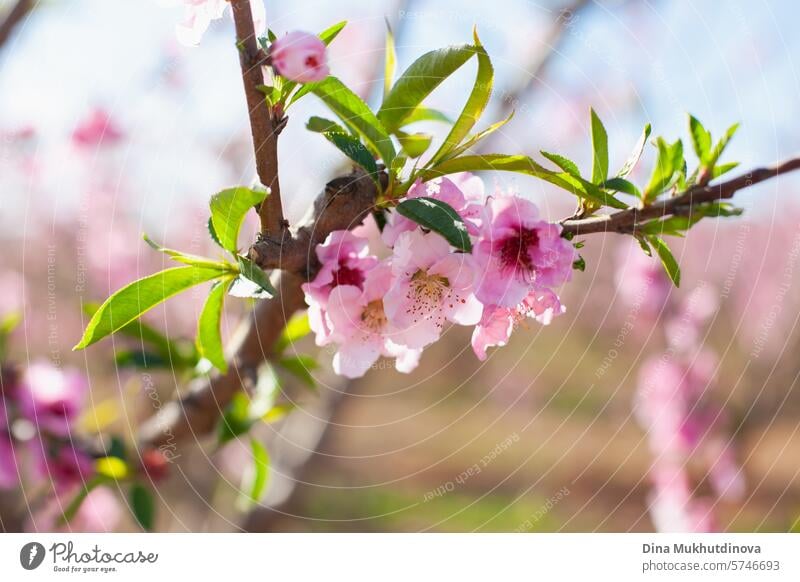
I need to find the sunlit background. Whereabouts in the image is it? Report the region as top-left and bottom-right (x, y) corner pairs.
(1, 0), (799, 532)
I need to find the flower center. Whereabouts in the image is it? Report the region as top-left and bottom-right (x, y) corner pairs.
(405, 269), (451, 321)
(361, 300), (387, 332)
(305, 55), (319, 69)
(332, 263), (365, 289)
(499, 227), (538, 273)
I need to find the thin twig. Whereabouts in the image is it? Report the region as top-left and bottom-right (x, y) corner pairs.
(0, 0), (33, 50)
(561, 156), (800, 236)
(230, 0), (286, 240)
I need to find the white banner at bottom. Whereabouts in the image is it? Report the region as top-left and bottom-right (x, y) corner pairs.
(1, 533), (798, 581)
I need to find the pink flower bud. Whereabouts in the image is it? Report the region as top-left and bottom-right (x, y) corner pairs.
(270, 31), (329, 83)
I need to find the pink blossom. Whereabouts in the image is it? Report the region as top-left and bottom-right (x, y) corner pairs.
(473, 196), (575, 308)
(706, 440), (746, 502)
(0, 270), (25, 316)
(176, 0), (265, 47)
(324, 263), (421, 378)
(0, 432), (18, 489)
(614, 240), (672, 318)
(71, 109), (124, 149)
(27, 486), (122, 533)
(646, 462), (717, 532)
(19, 361), (87, 437)
(471, 288), (565, 361)
(382, 177), (482, 247)
(302, 230), (378, 346)
(384, 230), (482, 349)
(270, 31), (330, 83)
(31, 440), (94, 490)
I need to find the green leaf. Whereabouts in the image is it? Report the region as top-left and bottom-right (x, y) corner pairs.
(279, 354), (318, 389)
(573, 255), (586, 272)
(711, 161), (739, 179)
(218, 392), (255, 444)
(383, 19), (396, 101)
(402, 106), (452, 126)
(378, 44), (475, 132)
(688, 114), (712, 163)
(196, 280), (229, 372)
(320, 131), (379, 176)
(235, 256), (276, 298)
(601, 177), (641, 198)
(319, 21), (346, 45)
(429, 30), (493, 164)
(643, 138), (684, 203)
(590, 108), (609, 184)
(274, 312), (311, 353)
(95, 456), (129, 480)
(107, 436), (127, 461)
(209, 187), (268, 254)
(114, 349), (167, 369)
(0, 311), (21, 360)
(309, 76), (395, 163)
(648, 236), (681, 287)
(396, 197), (472, 251)
(240, 439), (270, 508)
(306, 116), (346, 134)
(142, 233), (231, 271)
(262, 403), (296, 423)
(208, 217), (223, 249)
(129, 483), (155, 531)
(74, 266), (225, 350)
(397, 131), (433, 158)
(541, 150), (581, 178)
(421, 154), (627, 209)
(443, 110), (514, 160)
(706, 122), (740, 168)
(59, 478), (104, 525)
(617, 123), (651, 178)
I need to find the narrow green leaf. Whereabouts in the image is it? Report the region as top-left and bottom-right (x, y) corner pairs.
(275, 312), (311, 353)
(648, 236), (681, 287)
(590, 108), (609, 184)
(74, 266), (224, 350)
(688, 114), (712, 163)
(309, 76), (395, 163)
(384, 19), (396, 101)
(318, 21), (346, 45)
(306, 116), (346, 134)
(244, 439), (270, 506)
(236, 256), (276, 297)
(396, 197), (472, 251)
(397, 131), (433, 158)
(601, 177), (641, 198)
(429, 30), (493, 164)
(114, 349), (167, 369)
(279, 354), (319, 389)
(196, 280), (229, 372)
(541, 150), (581, 178)
(617, 123), (651, 178)
(129, 483), (155, 531)
(262, 403), (296, 423)
(422, 154), (627, 209)
(209, 187), (268, 254)
(142, 233), (231, 270)
(378, 44), (474, 132)
(402, 106), (452, 126)
(320, 131), (379, 175)
(711, 161), (739, 179)
(643, 138), (684, 203)
(706, 122), (740, 168)
(208, 217), (223, 249)
(218, 392), (255, 444)
(572, 255), (586, 271)
(443, 110), (514, 160)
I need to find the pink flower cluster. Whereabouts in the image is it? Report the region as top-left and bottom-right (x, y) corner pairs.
(618, 245), (744, 532)
(302, 176), (576, 378)
(176, 0), (265, 47)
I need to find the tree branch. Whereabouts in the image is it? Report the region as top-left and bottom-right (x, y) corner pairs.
(561, 156), (800, 236)
(0, 0), (33, 50)
(230, 0), (286, 240)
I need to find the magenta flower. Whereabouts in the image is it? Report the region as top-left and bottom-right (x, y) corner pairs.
(324, 263), (421, 378)
(384, 230), (482, 349)
(471, 288), (565, 360)
(473, 196), (575, 308)
(270, 31), (330, 83)
(0, 431), (18, 489)
(176, 0), (265, 47)
(71, 109), (124, 149)
(382, 177), (482, 247)
(19, 361), (87, 437)
(303, 230), (378, 346)
(31, 440), (94, 490)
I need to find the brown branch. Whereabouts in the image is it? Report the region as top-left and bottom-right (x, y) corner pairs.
(138, 170), (379, 449)
(561, 157), (800, 236)
(0, 0), (33, 50)
(230, 0), (286, 240)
